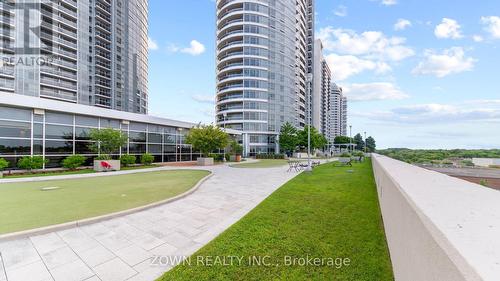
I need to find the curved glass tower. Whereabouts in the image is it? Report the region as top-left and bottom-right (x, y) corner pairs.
(216, 0), (311, 156)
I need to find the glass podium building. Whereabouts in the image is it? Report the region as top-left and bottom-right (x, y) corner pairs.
(0, 93), (241, 169)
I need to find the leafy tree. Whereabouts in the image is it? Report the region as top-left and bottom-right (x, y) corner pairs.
(278, 122), (298, 156)
(297, 126), (328, 150)
(62, 155), (86, 170)
(120, 155), (136, 167)
(334, 136), (352, 144)
(17, 156), (47, 172)
(230, 140), (243, 155)
(185, 124), (229, 157)
(0, 158), (8, 171)
(365, 136), (376, 152)
(141, 153), (155, 165)
(353, 133), (365, 151)
(89, 128), (128, 160)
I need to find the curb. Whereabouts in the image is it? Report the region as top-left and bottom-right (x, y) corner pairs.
(0, 171), (213, 242)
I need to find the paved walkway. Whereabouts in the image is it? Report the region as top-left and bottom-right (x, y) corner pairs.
(0, 164), (299, 281)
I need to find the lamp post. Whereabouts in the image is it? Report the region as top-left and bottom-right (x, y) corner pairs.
(222, 113), (227, 163)
(364, 131), (367, 154)
(306, 74), (313, 172)
(349, 125), (352, 153)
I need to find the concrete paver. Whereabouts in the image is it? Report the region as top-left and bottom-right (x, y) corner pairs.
(0, 164), (299, 281)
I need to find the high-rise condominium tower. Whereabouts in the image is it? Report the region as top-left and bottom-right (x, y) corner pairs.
(216, 0), (312, 155)
(0, 0), (148, 113)
(328, 83), (348, 141)
(311, 39), (331, 136)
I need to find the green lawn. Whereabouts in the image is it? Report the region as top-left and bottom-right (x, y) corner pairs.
(0, 170), (209, 234)
(160, 160), (393, 281)
(230, 159), (289, 168)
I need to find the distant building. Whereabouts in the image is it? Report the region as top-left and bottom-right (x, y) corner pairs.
(311, 39), (331, 136)
(327, 83), (348, 143)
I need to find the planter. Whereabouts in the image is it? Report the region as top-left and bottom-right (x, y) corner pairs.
(229, 155), (242, 162)
(197, 157), (214, 166)
(94, 160), (121, 172)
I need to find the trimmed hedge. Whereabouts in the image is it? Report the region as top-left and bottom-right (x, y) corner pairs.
(255, 154), (285, 160)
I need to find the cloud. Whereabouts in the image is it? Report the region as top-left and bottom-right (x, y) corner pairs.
(342, 82), (410, 101)
(394, 19), (412, 31)
(371, 0), (397, 6)
(434, 18), (463, 39)
(181, 40), (206, 56)
(148, 37), (159, 50)
(333, 5), (348, 17)
(481, 16), (500, 38)
(317, 27), (415, 61)
(354, 101), (500, 124)
(381, 0), (397, 5)
(192, 94), (214, 104)
(168, 40), (206, 56)
(412, 47), (476, 78)
(324, 53), (391, 81)
(472, 35), (484, 42)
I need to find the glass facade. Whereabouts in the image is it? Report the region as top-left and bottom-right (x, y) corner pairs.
(216, 0), (311, 156)
(0, 105), (203, 169)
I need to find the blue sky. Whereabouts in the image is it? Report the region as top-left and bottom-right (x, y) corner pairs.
(148, 0), (500, 149)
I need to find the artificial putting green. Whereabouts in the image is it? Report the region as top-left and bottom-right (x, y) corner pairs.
(0, 170), (209, 234)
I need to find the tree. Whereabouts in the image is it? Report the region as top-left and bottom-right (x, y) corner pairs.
(278, 122), (298, 156)
(230, 140), (243, 156)
(185, 124), (229, 157)
(334, 136), (351, 144)
(17, 156), (47, 172)
(89, 128), (128, 160)
(62, 155), (86, 170)
(366, 136), (376, 152)
(353, 133), (365, 151)
(297, 126), (328, 150)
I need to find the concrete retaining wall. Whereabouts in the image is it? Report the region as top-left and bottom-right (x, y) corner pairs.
(372, 154), (500, 281)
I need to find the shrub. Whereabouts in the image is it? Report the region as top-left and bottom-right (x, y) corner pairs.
(95, 155), (112, 160)
(256, 154), (285, 160)
(480, 179), (489, 187)
(62, 155), (86, 170)
(17, 156), (47, 172)
(120, 154), (136, 167)
(339, 153), (352, 158)
(0, 158), (9, 171)
(352, 151), (364, 157)
(141, 153), (154, 165)
(208, 153), (230, 162)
